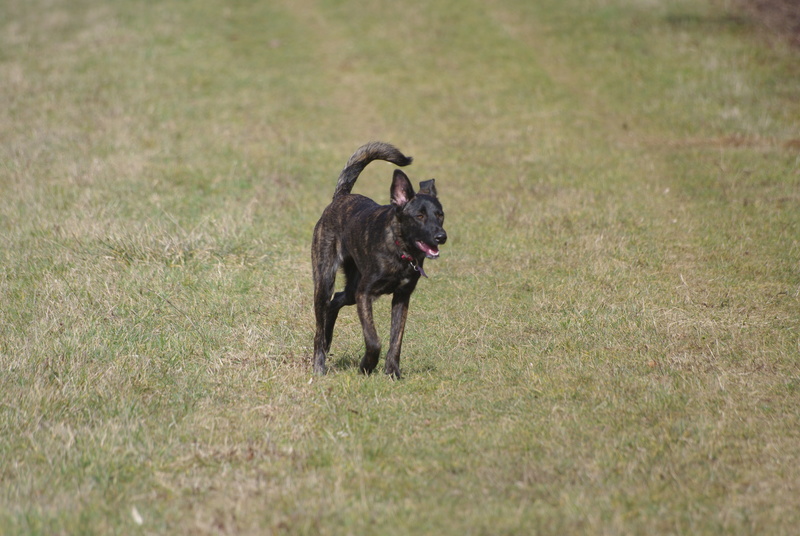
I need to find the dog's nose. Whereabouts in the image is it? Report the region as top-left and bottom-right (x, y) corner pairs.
(435, 231), (447, 245)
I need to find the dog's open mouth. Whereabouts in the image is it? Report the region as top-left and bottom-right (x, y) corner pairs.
(415, 240), (440, 259)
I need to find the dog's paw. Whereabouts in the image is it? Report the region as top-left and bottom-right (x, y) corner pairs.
(384, 364), (402, 380)
(359, 355), (380, 375)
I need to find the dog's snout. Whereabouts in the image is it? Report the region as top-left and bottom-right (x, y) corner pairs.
(435, 231), (447, 245)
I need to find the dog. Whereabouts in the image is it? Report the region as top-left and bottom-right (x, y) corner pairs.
(311, 142), (447, 378)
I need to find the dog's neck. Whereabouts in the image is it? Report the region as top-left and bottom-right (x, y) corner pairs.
(395, 239), (427, 278)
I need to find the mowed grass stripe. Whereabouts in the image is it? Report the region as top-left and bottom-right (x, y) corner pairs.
(1, 0), (799, 534)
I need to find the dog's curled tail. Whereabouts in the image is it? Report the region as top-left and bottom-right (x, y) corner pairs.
(333, 142), (413, 199)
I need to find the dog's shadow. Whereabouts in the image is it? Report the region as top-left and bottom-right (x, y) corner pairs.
(329, 352), (361, 372)
(327, 352), (438, 376)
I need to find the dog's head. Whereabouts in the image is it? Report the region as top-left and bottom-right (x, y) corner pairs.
(390, 170), (447, 259)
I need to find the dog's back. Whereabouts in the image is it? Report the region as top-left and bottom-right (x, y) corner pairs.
(318, 141), (414, 260)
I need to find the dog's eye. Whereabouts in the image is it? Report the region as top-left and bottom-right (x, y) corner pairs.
(416, 214), (425, 220)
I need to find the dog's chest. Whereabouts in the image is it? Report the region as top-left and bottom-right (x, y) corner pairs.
(369, 265), (419, 296)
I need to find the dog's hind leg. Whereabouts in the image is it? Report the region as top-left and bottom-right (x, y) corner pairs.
(312, 232), (339, 375)
(384, 290), (411, 379)
(312, 271), (335, 375)
(356, 291), (381, 374)
(324, 260), (358, 354)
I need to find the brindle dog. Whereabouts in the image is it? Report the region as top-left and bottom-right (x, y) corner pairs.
(311, 142), (447, 378)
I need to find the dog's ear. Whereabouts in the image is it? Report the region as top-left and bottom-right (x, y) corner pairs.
(391, 170), (415, 207)
(418, 179), (437, 197)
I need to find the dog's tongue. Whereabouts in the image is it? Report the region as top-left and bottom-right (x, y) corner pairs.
(416, 241), (440, 259)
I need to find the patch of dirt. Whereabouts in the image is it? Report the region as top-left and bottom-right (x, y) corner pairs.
(738, 0), (800, 47)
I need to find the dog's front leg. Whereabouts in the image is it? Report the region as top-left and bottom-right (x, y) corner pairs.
(384, 291), (410, 379)
(356, 291), (381, 374)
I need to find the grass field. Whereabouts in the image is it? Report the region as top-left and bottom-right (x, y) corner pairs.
(1, 0), (799, 534)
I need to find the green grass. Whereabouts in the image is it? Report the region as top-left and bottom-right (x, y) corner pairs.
(2, 0), (799, 534)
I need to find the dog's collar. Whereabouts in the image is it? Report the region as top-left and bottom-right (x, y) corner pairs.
(396, 240), (428, 278)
